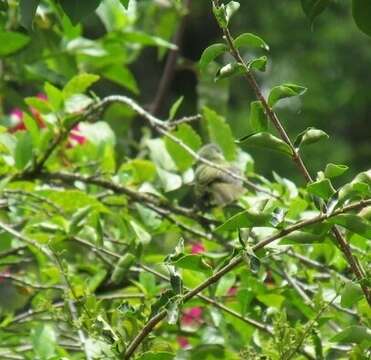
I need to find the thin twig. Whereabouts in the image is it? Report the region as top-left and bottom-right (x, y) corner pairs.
(286, 293), (340, 360)
(1, 274), (64, 291)
(211, 0), (370, 305)
(138, 264), (273, 334)
(123, 198), (371, 358)
(77, 95), (276, 197)
(41, 170), (216, 226)
(53, 252), (93, 360)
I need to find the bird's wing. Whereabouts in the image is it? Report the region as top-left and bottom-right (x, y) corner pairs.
(195, 164), (243, 186)
(209, 182), (244, 205)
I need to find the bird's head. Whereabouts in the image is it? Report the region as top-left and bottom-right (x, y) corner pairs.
(197, 143), (225, 162)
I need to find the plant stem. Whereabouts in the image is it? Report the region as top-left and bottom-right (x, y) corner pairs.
(212, 0), (370, 305)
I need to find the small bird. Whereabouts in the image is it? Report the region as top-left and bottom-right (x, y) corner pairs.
(194, 144), (245, 207)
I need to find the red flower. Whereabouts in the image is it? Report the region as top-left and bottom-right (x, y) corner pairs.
(68, 124), (87, 147)
(177, 336), (189, 349)
(227, 286), (237, 297)
(181, 306), (203, 327)
(29, 93), (47, 128)
(191, 243), (205, 254)
(8, 93), (47, 132)
(7, 93), (87, 147)
(8, 108), (26, 133)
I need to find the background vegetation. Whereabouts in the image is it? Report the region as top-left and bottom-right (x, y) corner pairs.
(0, 0), (370, 359)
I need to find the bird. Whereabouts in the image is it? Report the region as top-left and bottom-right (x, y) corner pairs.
(194, 143), (245, 207)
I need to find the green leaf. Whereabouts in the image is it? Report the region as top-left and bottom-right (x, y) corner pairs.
(130, 220), (151, 244)
(238, 132), (293, 156)
(215, 62), (245, 81)
(216, 209), (273, 232)
(225, 1), (240, 23)
(36, 189), (106, 213)
(20, 0), (40, 30)
(257, 293), (285, 309)
(341, 282), (363, 308)
(165, 124), (202, 172)
(216, 272), (235, 296)
(301, 0), (330, 25)
(169, 96), (184, 120)
(212, 3), (228, 28)
(307, 179), (335, 200)
(352, 0), (371, 37)
(339, 170), (371, 202)
(44, 82), (63, 111)
(120, 159), (156, 184)
(203, 107), (236, 161)
(247, 56), (268, 72)
(63, 73), (100, 98)
(169, 270), (183, 295)
(23, 113), (40, 146)
(279, 231), (327, 245)
(59, 0), (102, 25)
(139, 272), (157, 297)
(101, 64), (139, 94)
(64, 94), (93, 115)
(312, 329), (324, 360)
(233, 33), (269, 51)
(324, 163), (349, 178)
(15, 132), (33, 170)
(68, 206), (92, 235)
(136, 352), (174, 360)
(122, 31), (177, 49)
(328, 214), (371, 239)
(330, 325), (371, 344)
(268, 83), (307, 107)
(31, 324), (56, 359)
(78, 122), (115, 146)
(25, 97), (51, 114)
(0, 31), (30, 57)
(110, 253), (136, 284)
(157, 168), (182, 192)
(120, 0), (129, 8)
(294, 127), (329, 148)
(249, 101), (268, 132)
(171, 254), (212, 274)
(199, 43), (228, 72)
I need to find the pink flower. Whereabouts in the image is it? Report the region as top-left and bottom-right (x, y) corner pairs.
(181, 306), (203, 327)
(8, 108), (26, 132)
(8, 93), (47, 133)
(191, 243), (205, 254)
(7, 93), (87, 147)
(227, 286), (237, 297)
(68, 124), (87, 147)
(177, 336), (189, 348)
(36, 93), (47, 100)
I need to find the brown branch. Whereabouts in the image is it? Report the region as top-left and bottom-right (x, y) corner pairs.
(139, 264), (273, 333)
(0, 245), (27, 259)
(0, 221), (55, 260)
(123, 198), (371, 358)
(211, 0), (370, 305)
(1, 274), (64, 291)
(40, 171), (215, 226)
(75, 95), (277, 197)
